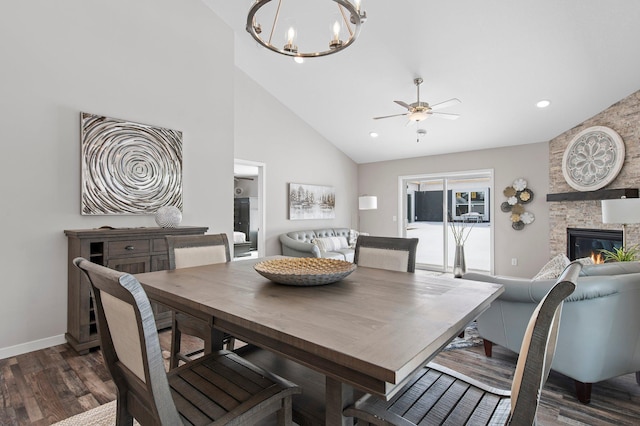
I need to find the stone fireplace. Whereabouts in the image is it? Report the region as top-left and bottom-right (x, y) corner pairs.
(548, 91), (640, 256)
(566, 228), (622, 261)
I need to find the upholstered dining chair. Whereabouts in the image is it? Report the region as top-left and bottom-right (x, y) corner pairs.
(344, 261), (581, 425)
(165, 233), (235, 369)
(354, 235), (419, 272)
(73, 257), (300, 426)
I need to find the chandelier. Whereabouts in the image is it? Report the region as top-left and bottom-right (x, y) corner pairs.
(246, 0), (367, 59)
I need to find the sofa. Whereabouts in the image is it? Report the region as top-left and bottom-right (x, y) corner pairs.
(279, 228), (357, 262)
(463, 261), (640, 403)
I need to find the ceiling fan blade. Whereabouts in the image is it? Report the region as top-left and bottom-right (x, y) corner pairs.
(373, 112), (409, 120)
(430, 111), (460, 120)
(394, 100), (412, 109)
(430, 98), (461, 110)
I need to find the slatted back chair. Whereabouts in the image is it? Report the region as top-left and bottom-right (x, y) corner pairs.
(344, 261), (581, 425)
(73, 257), (299, 426)
(354, 236), (419, 272)
(165, 233), (234, 369)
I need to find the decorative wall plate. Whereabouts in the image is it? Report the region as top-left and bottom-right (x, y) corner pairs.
(561, 126), (625, 192)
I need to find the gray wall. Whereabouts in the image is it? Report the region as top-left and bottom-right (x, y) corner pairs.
(0, 0), (359, 357)
(358, 142), (550, 277)
(0, 0), (235, 357)
(234, 70), (358, 256)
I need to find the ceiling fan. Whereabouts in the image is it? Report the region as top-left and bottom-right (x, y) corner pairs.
(374, 78), (461, 123)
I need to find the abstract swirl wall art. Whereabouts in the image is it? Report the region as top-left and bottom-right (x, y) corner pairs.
(80, 112), (183, 215)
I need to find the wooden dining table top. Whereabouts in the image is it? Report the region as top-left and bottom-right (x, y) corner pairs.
(135, 257), (503, 400)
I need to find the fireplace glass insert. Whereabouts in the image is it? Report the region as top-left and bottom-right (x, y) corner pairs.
(567, 228), (623, 261)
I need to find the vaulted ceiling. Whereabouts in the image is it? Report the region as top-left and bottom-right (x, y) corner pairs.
(204, 1), (640, 164)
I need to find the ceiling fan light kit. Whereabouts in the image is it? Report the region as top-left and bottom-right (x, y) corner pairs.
(247, 0), (366, 59)
(374, 77), (461, 124)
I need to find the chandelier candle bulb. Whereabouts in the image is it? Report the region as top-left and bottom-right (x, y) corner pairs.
(284, 27), (297, 53)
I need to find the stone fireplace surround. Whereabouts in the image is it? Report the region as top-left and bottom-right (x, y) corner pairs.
(548, 91), (640, 257)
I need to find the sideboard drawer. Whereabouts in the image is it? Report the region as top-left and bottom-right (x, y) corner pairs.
(109, 239), (151, 257)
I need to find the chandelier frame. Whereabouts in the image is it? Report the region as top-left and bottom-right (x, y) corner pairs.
(246, 0), (366, 59)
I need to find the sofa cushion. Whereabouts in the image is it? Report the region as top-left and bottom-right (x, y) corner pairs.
(332, 228), (351, 239)
(532, 253), (570, 281)
(313, 236), (349, 253)
(334, 248), (355, 263)
(314, 229), (337, 238)
(286, 230), (317, 243)
(348, 229), (359, 247)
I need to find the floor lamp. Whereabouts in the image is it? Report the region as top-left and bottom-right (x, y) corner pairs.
(601, 198), (640, 248)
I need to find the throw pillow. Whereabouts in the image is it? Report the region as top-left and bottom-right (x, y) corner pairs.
(348, 230), (359, 247)
(313, 236), (349, 253)
(532, 253), (570, 281)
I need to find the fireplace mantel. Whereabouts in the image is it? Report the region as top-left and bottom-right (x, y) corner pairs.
(546, 188), (639, 202)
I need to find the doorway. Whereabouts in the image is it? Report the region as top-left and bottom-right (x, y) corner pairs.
(398, 170), (494, 273)
(233, 159), (266, 259)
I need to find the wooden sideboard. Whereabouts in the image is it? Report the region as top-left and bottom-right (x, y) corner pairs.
(64, 226), (208, 354)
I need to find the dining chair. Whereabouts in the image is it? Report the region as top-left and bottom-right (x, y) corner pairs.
(344, 261), (581, 425)
(165, 233), (235, 369)
(73, 257), (300, 426)
(354, 235), (419, 272)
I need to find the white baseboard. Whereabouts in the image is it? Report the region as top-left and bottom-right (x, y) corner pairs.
(0, 334), (66, 360)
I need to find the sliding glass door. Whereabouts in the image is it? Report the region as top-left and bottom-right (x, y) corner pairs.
(399, 170), (493, 273)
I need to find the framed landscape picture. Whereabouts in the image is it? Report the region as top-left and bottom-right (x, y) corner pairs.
(289, 183), (335, 220)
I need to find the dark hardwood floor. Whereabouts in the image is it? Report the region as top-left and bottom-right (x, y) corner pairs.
(1, 331), (639, 425)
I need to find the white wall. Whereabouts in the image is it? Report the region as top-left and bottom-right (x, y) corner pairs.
(233, 70), (358, 255)
(0, 0), (235, 357)
(358, 142), (550, 277)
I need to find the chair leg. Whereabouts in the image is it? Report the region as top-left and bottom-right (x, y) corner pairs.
(483, 339), (493, 357)
(276, 395), (293, 426)
(575, 380), (592, 404)
(169, 313), (181, 370)
(115, 395), (134, 426)
(226, 336), (236, 351)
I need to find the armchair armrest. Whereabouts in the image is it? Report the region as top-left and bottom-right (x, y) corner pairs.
(462, 272), (556, 302)
(463, 272), (621, 303)
(279, 234), (321, 258)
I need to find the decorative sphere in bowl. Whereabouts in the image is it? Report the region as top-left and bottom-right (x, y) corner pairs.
(155, 206), (182, 228)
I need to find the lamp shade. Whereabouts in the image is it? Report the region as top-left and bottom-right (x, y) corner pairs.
(359, 195), (377, 210)
(602, 198), (640, 224)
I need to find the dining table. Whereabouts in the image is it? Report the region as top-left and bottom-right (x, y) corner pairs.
(135, 256), (503, 426)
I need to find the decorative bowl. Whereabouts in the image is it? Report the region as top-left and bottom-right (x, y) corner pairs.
(254, 258), (356, 286)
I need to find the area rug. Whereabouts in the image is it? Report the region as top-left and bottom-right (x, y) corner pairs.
(443, 321), (483, 351)
(51, 400), (136, 426)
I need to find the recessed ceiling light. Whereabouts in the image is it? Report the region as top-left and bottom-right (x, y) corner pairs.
(293, 57), (304, 64)
(369, 132), (379, 138)
(536, 100), (551, 108)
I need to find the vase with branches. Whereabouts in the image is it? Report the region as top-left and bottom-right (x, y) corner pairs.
(448, 213), (475, 277)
